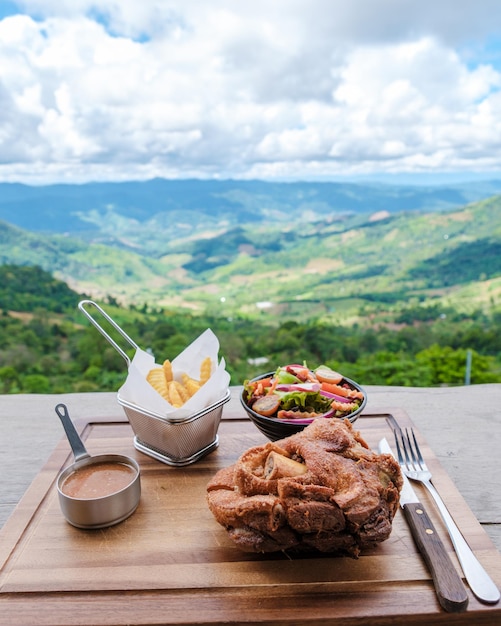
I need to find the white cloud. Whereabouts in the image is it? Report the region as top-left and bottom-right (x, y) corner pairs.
(1, 1), (501, 183)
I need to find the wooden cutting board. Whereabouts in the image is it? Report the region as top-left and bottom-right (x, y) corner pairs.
(1, 408), (500, 625)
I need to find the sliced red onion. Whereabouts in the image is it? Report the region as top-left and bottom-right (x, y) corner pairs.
(275, 382), (321, 393)
(319, 389), (352, 403)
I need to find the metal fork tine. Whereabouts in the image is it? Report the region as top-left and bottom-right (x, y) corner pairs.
(393, 429), (404, 465)
(403, 428), (419, 469)
(392, 428), (408, 468)
(409, 428), (427, 471)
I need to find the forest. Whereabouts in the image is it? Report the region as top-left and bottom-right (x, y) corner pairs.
(1, 264), (500, 394)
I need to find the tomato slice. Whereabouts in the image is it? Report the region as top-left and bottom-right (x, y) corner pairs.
(252, 394), (281, 417)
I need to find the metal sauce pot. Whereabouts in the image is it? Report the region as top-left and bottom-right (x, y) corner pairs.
(55, 403), (141, 529)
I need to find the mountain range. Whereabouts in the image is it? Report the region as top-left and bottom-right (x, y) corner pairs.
(2, 177), (501, 249)
(1, 178), (501, 323)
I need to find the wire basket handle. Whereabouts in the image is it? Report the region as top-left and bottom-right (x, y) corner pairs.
(78, 300), (139, 366)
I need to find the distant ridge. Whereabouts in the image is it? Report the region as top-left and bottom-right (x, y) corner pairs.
(2, 178), (501, 236)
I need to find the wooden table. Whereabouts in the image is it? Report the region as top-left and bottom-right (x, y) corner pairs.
(1, 387), (500, 625)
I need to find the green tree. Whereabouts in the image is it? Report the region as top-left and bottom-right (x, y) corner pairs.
(22, 374), (50, 393)
(0, 366), (20, 393)
(415, 345), (497, 385)
(349, 351), (433, 386)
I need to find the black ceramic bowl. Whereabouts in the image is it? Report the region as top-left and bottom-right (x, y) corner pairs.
(240, 371), (367, 441)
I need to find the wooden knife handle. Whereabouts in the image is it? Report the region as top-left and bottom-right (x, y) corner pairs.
(403, 502), (469, 613)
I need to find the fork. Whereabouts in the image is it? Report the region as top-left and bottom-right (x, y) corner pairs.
(394, 427), (500, 604)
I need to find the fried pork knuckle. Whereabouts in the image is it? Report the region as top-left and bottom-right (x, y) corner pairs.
(206, 419), (402, 556)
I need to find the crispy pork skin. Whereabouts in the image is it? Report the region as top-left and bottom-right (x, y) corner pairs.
(207, 419), (402, 556)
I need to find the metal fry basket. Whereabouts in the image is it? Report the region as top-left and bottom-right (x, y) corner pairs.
(78, 300), (230, 466)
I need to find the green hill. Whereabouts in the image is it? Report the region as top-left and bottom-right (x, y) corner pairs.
(0, 265), (81, 312)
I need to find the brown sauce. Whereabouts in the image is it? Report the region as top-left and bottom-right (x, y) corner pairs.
(61, 461), (136, 499)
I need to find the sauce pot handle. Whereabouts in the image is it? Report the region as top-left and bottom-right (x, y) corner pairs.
(55, 403), (90, 462)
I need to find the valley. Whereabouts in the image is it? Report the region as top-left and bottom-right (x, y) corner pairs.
(1, 180), (501, 328)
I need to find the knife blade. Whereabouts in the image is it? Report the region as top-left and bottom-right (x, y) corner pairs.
(379, 438), (469, 613)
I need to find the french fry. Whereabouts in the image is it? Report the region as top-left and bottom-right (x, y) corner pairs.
(146, 369), (165, 389)
(171, 380), (190, 403)
(167, 381), (184, 407)
(182, 373), (201, 397)
(162, 359), (173, 383)
(146, 368), (170, 401)
(199, 357), (212, 384)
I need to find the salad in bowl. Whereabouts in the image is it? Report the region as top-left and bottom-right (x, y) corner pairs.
(242, 363), (366, 426)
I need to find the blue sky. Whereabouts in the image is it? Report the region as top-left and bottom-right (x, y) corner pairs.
(1, 1), (501, 184)
(0, 2), (17, 19)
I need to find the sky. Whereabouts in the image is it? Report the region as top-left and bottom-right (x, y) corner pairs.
(1, 0), (501, 185)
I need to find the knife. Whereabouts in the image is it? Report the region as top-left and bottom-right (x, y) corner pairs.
(379, 438), (469, 613)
